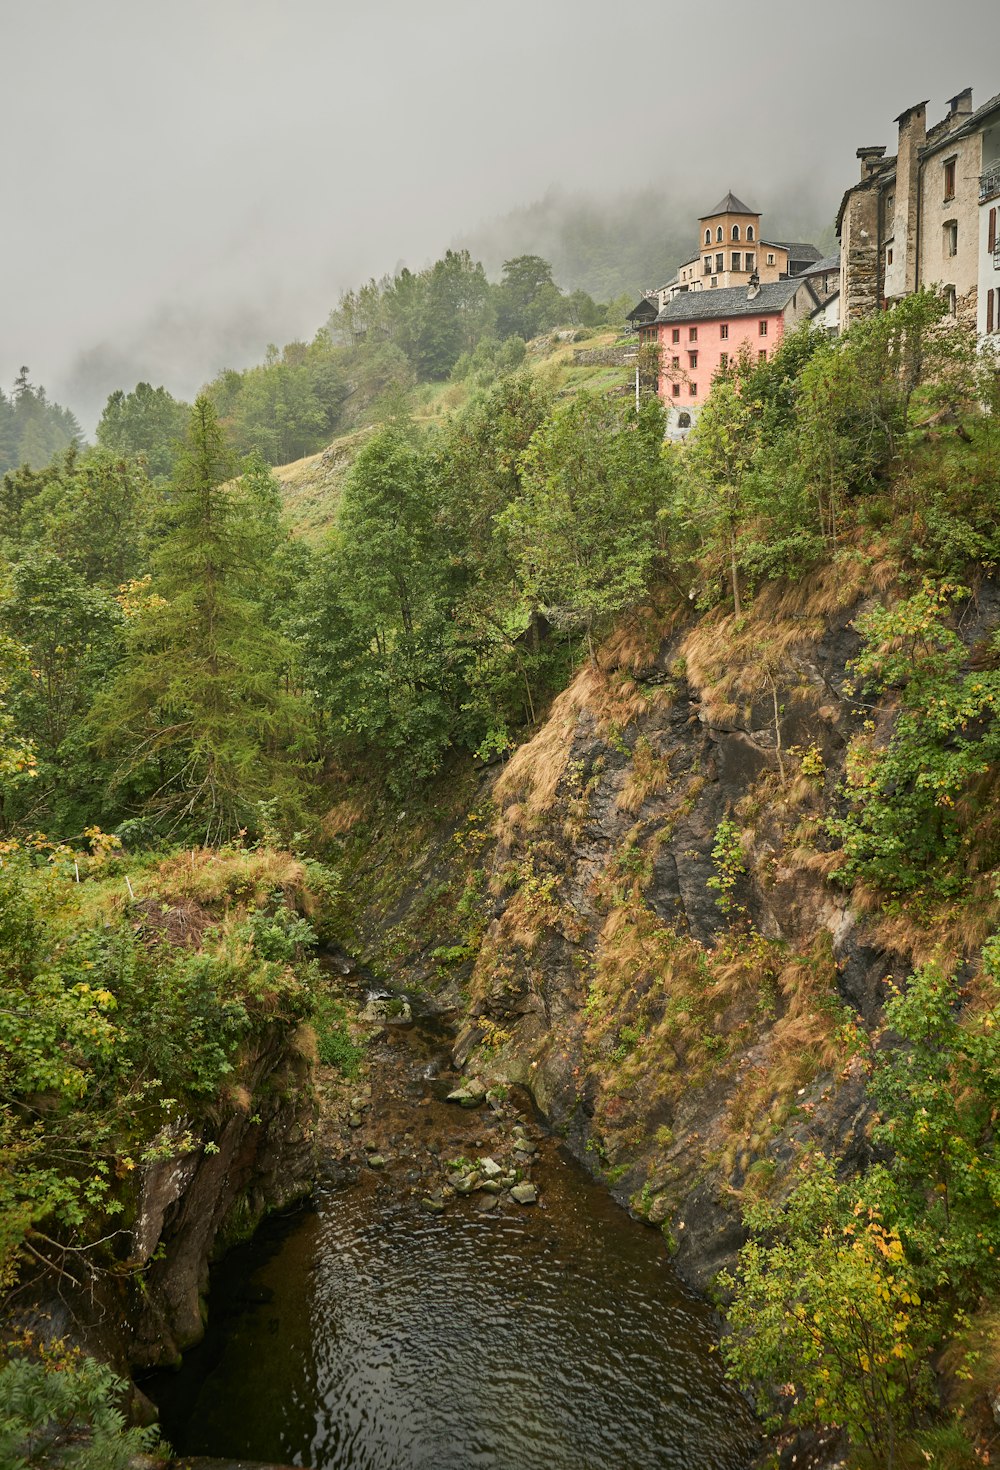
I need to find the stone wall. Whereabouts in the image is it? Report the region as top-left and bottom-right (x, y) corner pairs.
(572, 346), (633, 367)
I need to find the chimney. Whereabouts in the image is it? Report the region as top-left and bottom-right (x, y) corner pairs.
(948, 87), (973, 118)
(857, 145), (887, 179)
(746, 271), (761, 300)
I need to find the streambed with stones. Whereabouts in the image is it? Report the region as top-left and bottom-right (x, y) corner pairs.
(145, 971), (758, 1470)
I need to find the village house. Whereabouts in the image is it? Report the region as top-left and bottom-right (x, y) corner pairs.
(628, 193), (833, 436)
(837, 86), (1000, 342)
(639, 277), (817, 436)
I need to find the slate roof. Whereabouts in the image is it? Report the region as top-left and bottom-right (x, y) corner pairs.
(795, 253), (840, 275)
(653, 278), (805, 324)
(921, 90), (1000, 158)
(775, 241), (823, 264)
(700, 191), (756, 219)
(626, 296), (659, 323)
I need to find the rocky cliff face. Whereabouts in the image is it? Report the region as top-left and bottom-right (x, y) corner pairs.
(33, 1021), (317, 1381)
(126, 1022), (317, 1367)
(351, 564), (956, 1289)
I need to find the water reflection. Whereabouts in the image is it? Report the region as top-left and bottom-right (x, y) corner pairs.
(150, 1148), (757, 1470)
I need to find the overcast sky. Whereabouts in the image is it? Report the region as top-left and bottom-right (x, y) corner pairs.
(3, 0), (999, 426)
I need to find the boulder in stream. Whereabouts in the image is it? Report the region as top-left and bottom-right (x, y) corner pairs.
(511, 1182), (538, 1205)
(446, 1078), (487, 1108)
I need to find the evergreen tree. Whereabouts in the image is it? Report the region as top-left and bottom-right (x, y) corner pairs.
(94, 397), (306, 842)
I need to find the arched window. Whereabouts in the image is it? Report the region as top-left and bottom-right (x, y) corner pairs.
(746, 225), (755, 241)
(704, 228), (711, 244)
(678, 411), (692, 428)
(731, 224), (740, 240)
(716, 226), (723, 242)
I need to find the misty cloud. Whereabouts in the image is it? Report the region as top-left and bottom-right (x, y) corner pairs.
(3, 0), (998, 429)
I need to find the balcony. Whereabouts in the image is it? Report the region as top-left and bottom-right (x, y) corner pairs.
(981, 165), (1000, 203)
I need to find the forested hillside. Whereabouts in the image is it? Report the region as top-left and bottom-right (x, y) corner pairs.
(3, 285), (1000, 1467)
(0, 368), (82, 476)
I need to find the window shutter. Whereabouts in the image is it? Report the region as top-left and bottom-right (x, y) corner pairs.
(989, 288), (995, 335)
(990, 208), (997, 254)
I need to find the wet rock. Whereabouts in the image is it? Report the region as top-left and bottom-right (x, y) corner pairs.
(366, 1155), (387, 1169)
(647, 1195), (671, 1226)
(348, 1113), (362, 1129)
(446, 1079), (487, 1108)
(479, 1157), (502, 1179)
(360, 994), (413, 1025)
(420, 1195), (445, 1215)
(453, 1173), (480, 1196)
(477, 1179), (503, 1195)
(511, 1182), (538, 1205)
(476, 1194), (498, 1213)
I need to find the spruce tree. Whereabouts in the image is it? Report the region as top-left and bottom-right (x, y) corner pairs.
(95, 396), (305, 842)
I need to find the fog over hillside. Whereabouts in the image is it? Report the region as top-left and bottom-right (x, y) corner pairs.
(3, 0), (997, 429)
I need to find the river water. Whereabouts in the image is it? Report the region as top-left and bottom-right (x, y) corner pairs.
(146, 997), (758, 1470)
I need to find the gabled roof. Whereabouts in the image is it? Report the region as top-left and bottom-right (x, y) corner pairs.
(700, 191), (757, 219)
(775, 242), (823, 264)
(654, 277), (805, 324)
(796, 253), (840, 276)
(626, 296), (659, 322)
(921, 90), (1000, 158)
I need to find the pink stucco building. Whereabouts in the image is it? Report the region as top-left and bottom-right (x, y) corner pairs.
(640, 277), (816, 435)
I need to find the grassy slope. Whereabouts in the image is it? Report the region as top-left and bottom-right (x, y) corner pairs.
(274, 327), (631, 540)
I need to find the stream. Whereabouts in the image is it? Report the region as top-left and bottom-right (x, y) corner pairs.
(145, 982), (758, 1470)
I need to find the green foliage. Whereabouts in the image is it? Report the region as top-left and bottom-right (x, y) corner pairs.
(831, 581), (1000, 897)
(0, 1349), (163, 1469)
(706, 817), (746, 914)
(0, 843), (319, 1301)
(96, 381), (190, 481)
(867, 958), (1000, 1304)
(94, 397), (308, 843)
(0, 551), (123, 834)
(0, 368), (82, 478)
(721, 1158), (938, 1467)
(312, 992), (365, 1076)
(500, 393), (672, 659)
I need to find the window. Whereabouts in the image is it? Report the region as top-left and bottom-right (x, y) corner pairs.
(720, 352), (729, 369)
(716, 226), (723, 242)
(886, 192), (895, 218)
(719, 323), (729, 339)
(671, 356), (680, 368)
(688, 351), (698, 369)
(672, 382), (681, 397)
(704, 256), (712, 274)
(745, 254), (755, 273)
(989, 207), (997, 254)
(689, 327), (698, 341)
(704, 228), (711, 244)
(672, 328), (680, 343)
(716, 253), (724, 272)
(731, 252), (741, 271)
(746, 225), (754, 241)
(945, 285), (957, 315)
(758, 349), (767, 362)
(886, 246), (894, 266)
(988, 288), (995, 334)
(677, 411), (691, 428)
(943, 157), (956, 200)
(731, 224), (740, 240)
(710, 277), (718, 288)
(689, 382), (697, 395)
(766, 252), (775, 265)
(945, 220), (958, 256)
(759, 319), (768, 336)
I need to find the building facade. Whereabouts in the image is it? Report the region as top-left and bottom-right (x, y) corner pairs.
(838, 87), (1000, 334)
(641, 277), (817, 436)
